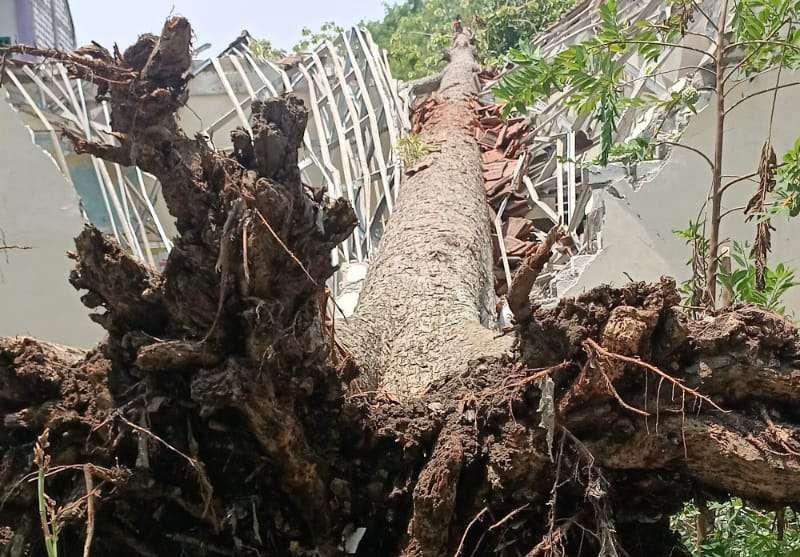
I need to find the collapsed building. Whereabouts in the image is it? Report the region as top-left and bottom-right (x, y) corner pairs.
(477, 0), (800, 311)
(338, 0), (800, 320)
(2, 0), (800, 347)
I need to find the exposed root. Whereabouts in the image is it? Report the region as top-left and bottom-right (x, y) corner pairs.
(82, 467), (95, 557)
(253, 207), (317, 284)
(583, 337), (727, 414)
(115, 414), (218, 527)
(527, 514), (580, 557)
(454, 508), (489, 557)
(405, 421), (467, 556)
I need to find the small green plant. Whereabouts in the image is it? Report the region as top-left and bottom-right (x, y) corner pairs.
(674, 220), (710, 308)
(248, 38), (286, 61)
(396, 133), (433, 166)
(774, 137), (800, 217)
(594, 137), (655, 165)
(673, 224), (798, 316)
(673, 499), (800, 556)
(719, 241), (798, 316)
(34, 430), (59, 557)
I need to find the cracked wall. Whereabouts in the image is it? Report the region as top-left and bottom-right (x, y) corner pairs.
(565, 68), (800, 315)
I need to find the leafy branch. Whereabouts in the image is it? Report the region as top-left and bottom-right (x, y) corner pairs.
(495, 0), (800, 309)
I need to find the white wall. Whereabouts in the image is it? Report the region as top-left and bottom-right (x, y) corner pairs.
(0, 97), (102, 347)
(568, 69), (800, 315)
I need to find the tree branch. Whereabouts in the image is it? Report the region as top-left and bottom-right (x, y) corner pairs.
(0, 228), (33, 256)
(592, 40), (717, 62)
(721, 170), (758, 193)
(721, 17), (794, 86)
(680, 30), (717, 44)
(724, 81), (800, 116)
(726, 65), (782, 95)
(725, 39), (800, 53)
(507, 226), (564, 324)
(0, 44), (135, 84)
(656, 140), (715, 171)
(689, 0), (719, 32)
(620, 64), (716, 88)
(0, 244), (32, 251)
(719, 205), (746, 220)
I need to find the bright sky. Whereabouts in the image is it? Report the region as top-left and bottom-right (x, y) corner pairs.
(70, 0), (388, 55)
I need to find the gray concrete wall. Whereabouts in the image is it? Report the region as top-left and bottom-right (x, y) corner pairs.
(567, 69), (800, 315)
(0, 0), (17, 41)
(0, 97), (102, 347)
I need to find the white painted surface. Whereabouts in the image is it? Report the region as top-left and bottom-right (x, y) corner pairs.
(0, 97), (102, 346)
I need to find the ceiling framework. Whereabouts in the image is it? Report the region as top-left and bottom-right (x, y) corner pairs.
(1, 27), (408, 290)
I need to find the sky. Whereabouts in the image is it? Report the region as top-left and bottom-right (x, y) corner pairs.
(70, 0), (388, 55)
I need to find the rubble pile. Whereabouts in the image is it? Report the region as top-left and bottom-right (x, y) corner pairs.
(475, 101), (538, 294)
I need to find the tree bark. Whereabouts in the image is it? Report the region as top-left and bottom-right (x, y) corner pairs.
(341, 32), (512, 397)
(705, 0), (730, 306)
(2, 19), (800, 557)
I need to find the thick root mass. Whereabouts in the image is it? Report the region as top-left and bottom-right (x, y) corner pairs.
(3, 274), (799, 555)
(2, 19), (800, 557)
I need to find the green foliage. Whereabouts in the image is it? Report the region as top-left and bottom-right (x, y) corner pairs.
(674, 220), (710, 307)
(495, 0), (665, 164)
(493, 0), (800, 167)
(493, 0), (800, 311)
(492, 46), (564, 113)
(673, 499), (800, 556)
(774, 137), (800, 217)
(248, 38), (286, 60)
(250, 20), (344, 59)
(293, 21), (344, 53)
(396, 133), (433, 166)
(732, 0), (800, 75)
(477, 0), (576, 67)
(365, 0), (575, 80)
(673, 220), (706, 246)
(673, 223), (798, 315)
(645, 83), (700, 115)
(496, 39), (628, 164)
(493, 0), (709, 162)
(37, 467), (59, 557)
(597, 137), (655, 164)
(34, 432), (59, 557)
(718, 241), (798, 315)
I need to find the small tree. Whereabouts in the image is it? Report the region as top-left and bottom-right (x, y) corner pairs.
(495, 0), (800, 309)
(292, 21), (344, 54)
(247, 38), (286, 61)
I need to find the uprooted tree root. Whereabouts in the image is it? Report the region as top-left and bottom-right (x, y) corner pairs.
(2, 18), (800, 557)
(4, 278), (800, 556)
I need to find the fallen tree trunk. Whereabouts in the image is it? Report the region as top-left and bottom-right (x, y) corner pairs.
(340, 31), (511, 397)
(1, 19), (800, 557)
